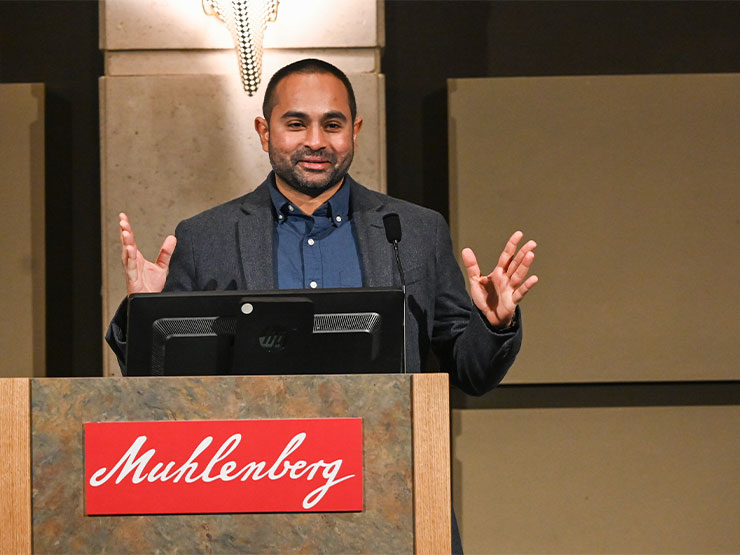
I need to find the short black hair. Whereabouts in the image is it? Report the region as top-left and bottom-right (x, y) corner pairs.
(262, 58), (357, 123)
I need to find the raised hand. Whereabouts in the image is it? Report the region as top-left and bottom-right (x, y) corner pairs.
(462, 231), (538, 328)
(119, 212), (177, 295)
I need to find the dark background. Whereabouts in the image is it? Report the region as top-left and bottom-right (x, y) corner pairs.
(1, 0), (102, 377)
(1, 1), (739, 382)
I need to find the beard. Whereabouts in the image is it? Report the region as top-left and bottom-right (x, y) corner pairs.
(269, 146), (354, 197)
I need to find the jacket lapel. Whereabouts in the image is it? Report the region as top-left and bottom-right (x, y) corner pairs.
(237, 179), (276, 289)
(350, 178), (396, 287)
(236, 175), (396, 290)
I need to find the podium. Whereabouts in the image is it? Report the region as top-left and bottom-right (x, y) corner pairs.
(1, 374), (450, 553)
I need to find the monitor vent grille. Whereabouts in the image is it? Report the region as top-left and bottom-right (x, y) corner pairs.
(313, 312), (381, 334)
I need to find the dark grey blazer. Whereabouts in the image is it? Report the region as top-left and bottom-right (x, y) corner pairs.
(148, 173), (522, 395)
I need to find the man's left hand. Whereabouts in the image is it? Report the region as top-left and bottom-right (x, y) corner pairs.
(462, 231), (538, 329)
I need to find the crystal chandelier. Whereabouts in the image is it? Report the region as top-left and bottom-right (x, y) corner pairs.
(203, 0), (279, 95)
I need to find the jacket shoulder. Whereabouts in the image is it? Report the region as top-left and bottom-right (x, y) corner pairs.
(175, 180), (270, 231)
(349, 178), (445, 223)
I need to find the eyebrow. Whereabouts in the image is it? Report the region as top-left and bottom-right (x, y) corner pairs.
(280, 111), (308, 120)
(279, 110), (348, 122)
(323, 111), (348, 122)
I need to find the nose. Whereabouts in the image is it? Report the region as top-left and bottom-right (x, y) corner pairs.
(305, 124), (326, 151)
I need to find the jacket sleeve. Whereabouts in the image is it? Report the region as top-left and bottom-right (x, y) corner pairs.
(104, 298), (129, 375)
(163, 219), (199, 292)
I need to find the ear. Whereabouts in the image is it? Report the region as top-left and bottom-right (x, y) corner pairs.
(254, 117), (270, 153)
(352, 117), (363, 146)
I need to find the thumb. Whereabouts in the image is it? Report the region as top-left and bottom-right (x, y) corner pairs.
(461, 247), (480, 280)
(155, 235), (177, 269)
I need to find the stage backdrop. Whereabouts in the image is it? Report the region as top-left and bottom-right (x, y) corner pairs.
(447, 73), (740, 554)
(448, 73), (740, 384)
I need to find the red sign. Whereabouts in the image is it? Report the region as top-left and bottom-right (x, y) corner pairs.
(84, 418), (363, 515)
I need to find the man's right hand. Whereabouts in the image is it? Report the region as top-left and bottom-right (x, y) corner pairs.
(119, 212), (177, 295)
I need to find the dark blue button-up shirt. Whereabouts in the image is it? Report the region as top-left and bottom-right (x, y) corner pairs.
(269, 179), (363, 289)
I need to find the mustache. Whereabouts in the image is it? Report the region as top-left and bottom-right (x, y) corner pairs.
(290, 149), (337, 164)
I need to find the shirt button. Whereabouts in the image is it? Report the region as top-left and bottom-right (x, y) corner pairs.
(335, 215), (342, 222)
(309, 281), (318, 289)
(288, 205), (295, 212)
(307, 238), (315, 246)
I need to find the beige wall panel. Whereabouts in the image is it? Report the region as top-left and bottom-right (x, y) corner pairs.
(452, 406), (740, 554)
(0, 84), (45, 378)
(101, 72), (385, 374)
(101, 0), (381, 50)
(448, 74), (740, 383)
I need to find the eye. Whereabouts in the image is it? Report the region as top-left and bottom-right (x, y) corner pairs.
(325, 121), (342, 131)
(287, 121), (305, 129)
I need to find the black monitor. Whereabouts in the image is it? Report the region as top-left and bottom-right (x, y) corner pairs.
(124, 288), (404, 377)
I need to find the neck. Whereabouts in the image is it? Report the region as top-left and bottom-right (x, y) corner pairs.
(274, 175), (345, 216)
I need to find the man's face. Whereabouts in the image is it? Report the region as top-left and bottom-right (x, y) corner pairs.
(255, 72), (362, 197)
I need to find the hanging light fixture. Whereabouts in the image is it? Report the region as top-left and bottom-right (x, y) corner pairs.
(203, 0), (279, 96)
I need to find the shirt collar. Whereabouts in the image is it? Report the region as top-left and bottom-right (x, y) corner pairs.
(268, 173), (351, 227)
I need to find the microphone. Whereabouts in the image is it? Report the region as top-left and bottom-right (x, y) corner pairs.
(383, 212), (402, 243)
(382, 213), (407, 373)
(382, 213), (406, 287)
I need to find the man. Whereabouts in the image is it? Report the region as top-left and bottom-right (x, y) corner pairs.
(107, 58), (537, 551)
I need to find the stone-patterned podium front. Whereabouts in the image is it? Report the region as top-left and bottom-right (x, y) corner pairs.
(31, 375), (413, 553)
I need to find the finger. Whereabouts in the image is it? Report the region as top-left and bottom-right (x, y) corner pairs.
(461, 247), (481, 280)
(120, 225), (134, 244)
(119, 214), (129, 262)
(119, 213), (136, 245)
(121, 227), (134, 264)
(512, 274), (539, 304)
(124, 244), (139, 287)
(119, 213), (131, 239)
(509, 251), (535, 288)
(121, 245), (128, 267)
(496, 231), (524, 271)
(120, 230), (136, 266)
(120, 211), (136, 247)
(120, 219), (139, 261)
(155, 235), (177, 269)
(502, 240), (530, 278)
(120, 228), (137, 247)
(506, 239), (537, 278)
